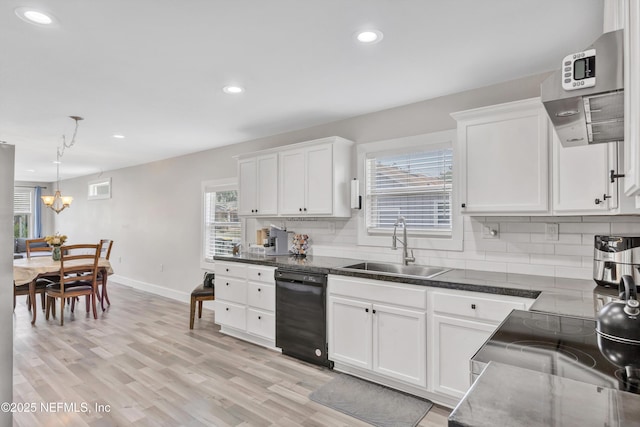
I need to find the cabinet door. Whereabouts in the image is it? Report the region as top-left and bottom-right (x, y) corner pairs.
(215, 300), (247, 330)
(246, 308), (275, 340)
(431, 314), (496, 399)
(372, 304), (426, 387)
(256, 154), (278, 215)
(553, 134), (618, 213)
(305, 144), (333, 215)
(238, 158), (257, 215)
(456, 99), (549, 213)
(279, 149), (306, 214)
(327, 296), (372, 370)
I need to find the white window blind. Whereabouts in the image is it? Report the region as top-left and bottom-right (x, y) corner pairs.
(14, 188), (32, 214)
(365, 148), (453, 234)
(203, 188), (241, 261)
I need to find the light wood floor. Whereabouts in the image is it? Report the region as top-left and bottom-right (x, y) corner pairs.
(13, 283), (450, 426)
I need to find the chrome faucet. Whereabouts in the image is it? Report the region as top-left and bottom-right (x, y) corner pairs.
(392, 216), (415, 266)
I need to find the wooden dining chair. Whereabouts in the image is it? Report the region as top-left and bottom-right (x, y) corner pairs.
(14, 238), (55, 312)
(45, 243), (100, 326)
(96, 239), (113, 311)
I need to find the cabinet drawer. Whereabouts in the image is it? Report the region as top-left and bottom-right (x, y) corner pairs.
(246, 309), (275, 340)
(214, 262), (247, 279)
(247, 266), (275, 284)
(329, 276), (427, 310)
(215, 301), (246, 330)
(431, 292), (527, 323)
(215, 277), (247, 304)
(247, 282), (275, 311)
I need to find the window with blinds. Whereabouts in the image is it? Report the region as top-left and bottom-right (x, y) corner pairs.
(365, 148), (453, 235)
(14, 188), (32, 238)
(203, 188), (241, 261)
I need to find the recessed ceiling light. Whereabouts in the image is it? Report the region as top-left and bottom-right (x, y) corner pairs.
(223, 85), (244, 94)
(52, 160), (61, 164)
(15, 7), (56, 26)
(25, 169), (35, 173)
(355, 30), (384, 44)
(112, 134), (125, 139)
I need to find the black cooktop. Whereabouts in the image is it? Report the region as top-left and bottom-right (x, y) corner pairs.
(472, 310), (639, 394)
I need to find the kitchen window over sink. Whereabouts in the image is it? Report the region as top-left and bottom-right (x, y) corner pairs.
(357, 130), (462, 251)
(202, 179), (242, 263)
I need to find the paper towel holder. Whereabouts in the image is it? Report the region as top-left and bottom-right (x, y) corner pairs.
(351, 178), (362, 210)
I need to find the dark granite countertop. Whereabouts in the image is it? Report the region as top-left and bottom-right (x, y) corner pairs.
(214, 254), (601, 319)
(448, 362), (640, 427)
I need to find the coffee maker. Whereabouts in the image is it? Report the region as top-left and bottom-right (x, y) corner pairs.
(593, 235), (640, 288)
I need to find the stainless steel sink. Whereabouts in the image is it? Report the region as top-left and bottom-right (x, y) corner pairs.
(337, 262), (450, 279)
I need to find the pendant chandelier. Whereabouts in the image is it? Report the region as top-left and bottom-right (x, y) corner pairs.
(41, 116), (83, 214)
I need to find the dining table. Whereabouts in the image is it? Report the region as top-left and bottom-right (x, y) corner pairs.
(13, 256), (113, 324)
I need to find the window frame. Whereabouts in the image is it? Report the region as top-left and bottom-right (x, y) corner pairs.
(200, 178), (243, 269)
(356, 130), (462, 251)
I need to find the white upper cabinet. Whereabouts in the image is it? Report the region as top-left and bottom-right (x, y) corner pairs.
(624, 0), (640, 205)
(278, 136), (353, 217)
(238, 154), (278, 216)
(552, 135), (621, 214)
(238, 136), (353, 218)
(452, 98), (550, 214)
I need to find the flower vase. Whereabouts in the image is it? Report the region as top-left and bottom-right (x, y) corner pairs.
(52, 246), (61, 261)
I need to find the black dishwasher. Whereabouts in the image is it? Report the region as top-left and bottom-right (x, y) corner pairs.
(275, 268), (332, 368)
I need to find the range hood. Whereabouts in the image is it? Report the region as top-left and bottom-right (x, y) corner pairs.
(541, 30), (623, 147)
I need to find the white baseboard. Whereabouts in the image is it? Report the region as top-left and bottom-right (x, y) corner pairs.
(109, 274), (196, 306)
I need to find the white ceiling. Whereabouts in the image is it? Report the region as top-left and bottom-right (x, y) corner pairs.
(1, 0), (604, 182)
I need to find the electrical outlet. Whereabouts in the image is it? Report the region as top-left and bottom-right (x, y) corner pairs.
(160, 263), (164, 272)
(482, 223), (499, 239)
(545, 223), (559, 241)
(327, 222), (335, 234)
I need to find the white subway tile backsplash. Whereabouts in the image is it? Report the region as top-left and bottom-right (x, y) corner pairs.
(485, 252), (530, 263)
(611, 222), (640, 234)
(499, 232), (531, 243)
(530, 233), (582, 244)
(507, 263), (555, 277)
(507, 242), (555, 255)
(530, 254), (582, 267)
(559, 222), (611, 234)
(554, 244), (593, 257)
(465, 260), (508, 273)
(256, 214), (634, 281)
(503, 222), (547, 233)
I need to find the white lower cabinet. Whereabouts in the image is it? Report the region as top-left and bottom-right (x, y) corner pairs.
(214, 262), (277, 348)
(328, 276), (428, 388)
(373, 304), (426, 386)
(328, 296), (372, 370)
(327, 275), (534, 408)
(428, 289), (532, 402)
(430, 314), (495, 399)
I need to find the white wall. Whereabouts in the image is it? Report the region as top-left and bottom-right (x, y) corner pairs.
(1, 145), (15, 427)
(53, 72), (632, 301)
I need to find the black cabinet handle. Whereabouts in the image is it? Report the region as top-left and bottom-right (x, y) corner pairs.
(257, 272), (261, 276)
(225, 307), (229, 311)
(471, 304), (476, 309)
(258, 316), (261, 320)
(461, 203), (466, 208)
(255, 209), (258, 213)
(225, 268), (229, 272)
(226, 282), (229, 286)
(610, 169), (625, 183)
(258, 288), (261, 292)
(373, 309), (376, 314)
(303, 208), (307, 212)
(365, 308), (369, 312)
(299, 208), (303, 212)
